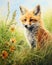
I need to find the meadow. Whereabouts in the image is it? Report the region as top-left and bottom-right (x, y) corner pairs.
(0, 3), (52, 65)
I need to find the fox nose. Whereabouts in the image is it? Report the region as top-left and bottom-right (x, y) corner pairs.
(25, 25), (28, 28)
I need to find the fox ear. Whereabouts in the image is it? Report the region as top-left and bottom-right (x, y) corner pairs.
(33, 5), (41, 15)
(19, 6), (28, 15)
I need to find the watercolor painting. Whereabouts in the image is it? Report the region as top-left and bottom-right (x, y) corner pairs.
(0, 0), (52, 65)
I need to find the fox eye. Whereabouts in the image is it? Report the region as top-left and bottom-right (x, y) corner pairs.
(30, 19), (33, 22)
(30, 18), (37, 22)
(34, 19), (37, 22)
(24, 19), (27, 21)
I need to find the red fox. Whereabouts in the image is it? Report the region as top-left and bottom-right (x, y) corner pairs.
(19, 5), (52, 49)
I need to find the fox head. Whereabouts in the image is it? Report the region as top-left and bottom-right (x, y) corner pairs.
(20, 5), (43, 31)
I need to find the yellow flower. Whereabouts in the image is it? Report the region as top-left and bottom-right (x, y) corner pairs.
(5, 42), (10, 46)
(2, 50), (8, 59)
(10, 46), (16, 52)
(10, 38), (16, 43)
(10, 25), (15, 32)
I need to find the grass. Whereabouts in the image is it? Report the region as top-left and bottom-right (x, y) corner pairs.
(43, 10), (52, 33)
(0, 3), (52, 65)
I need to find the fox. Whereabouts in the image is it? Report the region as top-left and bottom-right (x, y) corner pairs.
(19, 5), (52, 49)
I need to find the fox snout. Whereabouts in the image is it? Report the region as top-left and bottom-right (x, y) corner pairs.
(24, 24), (34, 31)
(24, 24), (31, 28)
(24, 22), (40, 32)
(24, 23), (34, 28)
(24, 23), (35, 31)
(25, 25), (28, 28)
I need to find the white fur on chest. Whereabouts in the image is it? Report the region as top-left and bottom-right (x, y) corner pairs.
(24, 29), (37, 48)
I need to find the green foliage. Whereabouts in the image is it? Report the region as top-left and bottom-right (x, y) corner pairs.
(15, 41), (52, 65)
(0, 6), (28, 65)
(43, 10), (52, 33)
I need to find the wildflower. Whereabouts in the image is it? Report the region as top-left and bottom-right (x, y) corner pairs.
(10, 38), (16, 43)
(10, 46), (16, 52)
(5, 42), (10, 46)
(2, 50), (8, 59)
(10, 25), (15, 32)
